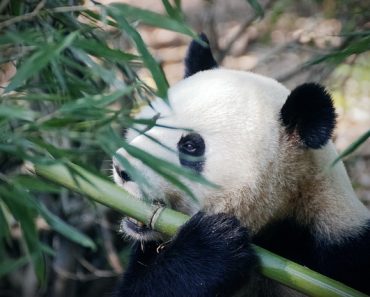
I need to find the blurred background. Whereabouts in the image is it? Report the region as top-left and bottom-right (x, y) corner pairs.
(0, 1), (369, 296)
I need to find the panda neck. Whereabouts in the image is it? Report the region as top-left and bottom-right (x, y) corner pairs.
(203, 141), (369, 241)
(283, 141), (370, 241)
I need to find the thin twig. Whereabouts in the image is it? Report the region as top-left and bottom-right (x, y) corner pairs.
(46, 5), (93, 13)
(275, 61), (311, 82)
(217, 0), (273, 62)
(100, 212), (124, 273)
(0, 3), (95, 30)
(252, 40), (297, 68)
(276, 36), (354, 82)
(0, 0), (46, 30)
(54, 265), (118, 281)
(217, 16), (255, 62)
(77, 256), (120, 278)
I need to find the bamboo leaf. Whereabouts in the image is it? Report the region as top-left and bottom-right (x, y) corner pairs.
(73, 38), (139, 62)
(0, 105), (38, 121)
(331, 129), (370, 166)
(96, 129), (150, 188)
(37, 202), (96, 250)
(14, 94), (68, 102)
(13, 175), (60, 193)
(161, 0), (184, 21)
(59, 87), (136, 114)
(50, 60), (67, 94)
(9, 0), (24, 16)
(106, 3), (195, 37)
(0, 256), (31, 278)
(107, 6), (169, 100)
(97, 125), (216, 199)
(0, 203), (11, 243)
(5, 176), (95, 252)
(68, 47), (122, 87)
(0, 187), (45, 282)
(5, 31), (78, 92)
(307, 36), (370, 65)
(0, 30), (41, 46)
(247, 0), (264, 18)
(122, 141), (217, 188)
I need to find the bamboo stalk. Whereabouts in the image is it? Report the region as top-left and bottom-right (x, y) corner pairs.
(30, 162), (367, 297)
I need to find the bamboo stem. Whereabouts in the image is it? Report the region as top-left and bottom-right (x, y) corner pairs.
(30, 162), (367, 297)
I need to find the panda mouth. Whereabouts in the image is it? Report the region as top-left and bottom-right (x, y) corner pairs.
(121, 217), (161, 240)
(120, 200), (166, 240)
(123, 217), (151, 232)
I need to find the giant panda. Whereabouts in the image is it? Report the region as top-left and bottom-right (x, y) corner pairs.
(112, 34), (370, 296)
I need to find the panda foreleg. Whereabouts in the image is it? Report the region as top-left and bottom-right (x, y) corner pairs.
(115, 212), (258, 297)
(314, 221), (370, 295)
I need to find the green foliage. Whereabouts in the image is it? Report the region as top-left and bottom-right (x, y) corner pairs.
(0, 0), (196, 284)
(308, 32), (370, 65)
(331, 129), (370, 166)
(247, 0), (264, 18)
(0, 0), (368, 294)
(107, 5), (170, 100)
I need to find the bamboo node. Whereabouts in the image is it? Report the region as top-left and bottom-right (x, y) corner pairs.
(149, 206), (166, 230)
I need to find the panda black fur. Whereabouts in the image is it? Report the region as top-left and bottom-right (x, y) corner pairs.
(112, 34), (370, 296)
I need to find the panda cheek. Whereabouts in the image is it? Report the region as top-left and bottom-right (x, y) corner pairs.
(123, 182), (142, 199)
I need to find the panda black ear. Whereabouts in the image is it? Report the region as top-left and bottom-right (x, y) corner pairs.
(280, 83), (336, 149)
(184, 33), (218, 78)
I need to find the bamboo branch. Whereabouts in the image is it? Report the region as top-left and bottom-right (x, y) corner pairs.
(29, 162), (367, 297)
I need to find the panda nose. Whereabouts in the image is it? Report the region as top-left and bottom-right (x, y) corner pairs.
(114, 165), (132, 182)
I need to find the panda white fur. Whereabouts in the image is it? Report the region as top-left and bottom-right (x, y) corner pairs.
(112, 34), (370, 296)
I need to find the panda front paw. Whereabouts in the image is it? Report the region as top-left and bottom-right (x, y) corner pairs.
(177, 212), (255, 260)
(118, 212), (258, 297)
(165, 212), (258, 294)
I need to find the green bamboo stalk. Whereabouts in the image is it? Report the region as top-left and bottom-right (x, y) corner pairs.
(30, 162), (367, 297)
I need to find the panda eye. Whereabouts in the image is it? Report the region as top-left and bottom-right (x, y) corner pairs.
(178, 133), (205, 157)
(182, 141), (196, 153)
(177, 133), (206, 173)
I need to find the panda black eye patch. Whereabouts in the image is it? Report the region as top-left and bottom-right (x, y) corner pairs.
(177, 133), (205, 173)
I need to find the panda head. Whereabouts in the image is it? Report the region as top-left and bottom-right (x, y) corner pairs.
(113, 34), (336, 241)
